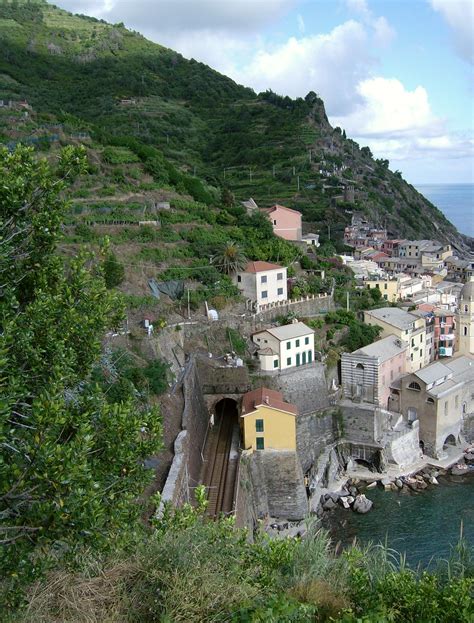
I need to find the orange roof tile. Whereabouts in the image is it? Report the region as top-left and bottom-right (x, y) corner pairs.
(244, 261), (283, 273)
(241, 387), (297, 416)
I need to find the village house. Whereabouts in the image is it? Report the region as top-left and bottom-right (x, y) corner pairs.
(381, 239), (403, 257)
(417, 304), (456, 358)
(396, 356), (474, 458)
(341, 335), (407, 408)
(252, 321), (315, 372)
(364, 307), (426, 372)
(301, 233), (320, 247)
(364, 277), (400, 302)
(233, 261), (287, 311)
(445, 257), (474, 283)
(240, 387), (297, 451)
(262, 204), (302, 241)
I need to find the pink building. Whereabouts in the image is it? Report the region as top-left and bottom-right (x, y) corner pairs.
(341, 335), (407, 409)
(381, 239), (403, 257)
(262, 204), (302, 241)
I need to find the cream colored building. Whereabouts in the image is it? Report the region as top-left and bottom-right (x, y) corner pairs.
(234, 261), (287, 311)
(252, 322), (315, 372)
(364, 307), (427, 372)
(456, 278), (474, 355)
(365, 278), (400, 302)
(241, 387), (297, 451)
(397, 356), (474, 457)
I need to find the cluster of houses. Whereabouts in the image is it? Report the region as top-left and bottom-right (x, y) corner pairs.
(226, 203), (474, 466)
(341, 279), (474, 458)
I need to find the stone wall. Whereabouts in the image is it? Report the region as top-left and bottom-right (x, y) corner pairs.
(296, 410), (337, 473)
(257, 294), (334, 323)
(239, 450), (308, 521)
(462, 412), (474, 443)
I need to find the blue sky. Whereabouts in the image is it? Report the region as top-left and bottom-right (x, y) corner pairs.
(57, 0), (473, 184)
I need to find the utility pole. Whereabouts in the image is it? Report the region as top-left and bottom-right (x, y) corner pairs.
(292, 166), (296, 176)
(346, 290), (350, 312)
(297, 175), (300, 192)
(308, 148), (312, 163)
(187, 289), (191, 320)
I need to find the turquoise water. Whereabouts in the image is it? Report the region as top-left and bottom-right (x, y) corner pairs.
(326, 475), (474, 569)
(415, 183), (474, 238)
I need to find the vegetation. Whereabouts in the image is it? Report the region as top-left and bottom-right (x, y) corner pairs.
(6, 493), (473, 622)
(0, 146), (162, 607)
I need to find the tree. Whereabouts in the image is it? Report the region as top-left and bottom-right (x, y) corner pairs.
(103, 251), (125, 288)
(211, 240), (248, 275)
(0, 147), (162, 600)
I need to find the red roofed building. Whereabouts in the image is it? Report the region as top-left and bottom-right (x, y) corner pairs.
(262, 204), (302, 241)
(233, 261), (287, 311)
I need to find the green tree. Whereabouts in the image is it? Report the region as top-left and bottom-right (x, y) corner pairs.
(212, 240), (248, 275)
(0, 147), (162, 600)
(103, 251), (125, 288)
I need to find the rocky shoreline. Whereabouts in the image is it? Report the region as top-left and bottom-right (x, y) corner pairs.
(317, 445), (474, 518)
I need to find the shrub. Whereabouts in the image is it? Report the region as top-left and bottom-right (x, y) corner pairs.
(103, 253), (125, 288)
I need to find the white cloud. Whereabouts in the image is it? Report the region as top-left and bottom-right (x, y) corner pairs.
(345, 0), (396, 46)
(430, 0), (474, 64)
(297, 13), (305, 34)
(57, 0), (297, 33)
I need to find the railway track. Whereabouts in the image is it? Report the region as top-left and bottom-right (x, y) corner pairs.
(203, 401), (237, 518)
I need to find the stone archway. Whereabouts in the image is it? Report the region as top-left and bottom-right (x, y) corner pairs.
(443, 434), (457, 449)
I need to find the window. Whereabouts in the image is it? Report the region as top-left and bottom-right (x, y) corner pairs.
(237, 275), (241, 283)
(420, 349), (423, 358)
(464, 327), (468, 336)
(308, 350), (313, 363)
(286, 341), (291, 350)
(390, 370), (394, 380)
(277, 287), (283, 295)
(426, 397), (435, 404)
(383, 294), (388, 300)
(455, 395), (459, 409)
(444, 401), (448, 416)
(440, 327), (445, 335)
(464, 305), (468, 313)
(420, 335), (423, 343)
(287, 357), (292, 366)
(408, 381), (421, 391)
(277, 272), (283, 280)
(261, 291), (268, 299)
(384, 283), (388, 289)
(411, 339), (415, 347)
(273, 219), (277, 225)
(295, 339), (300, 347)
(255, 419), (264, 432)
(261, 275), (267, 284)
(355, 363), (364, 370)
(256, 437), (265, 450)
(410, 354), (414, 361)
(304, 336), (309, 345)
(273, 359), (279, 369)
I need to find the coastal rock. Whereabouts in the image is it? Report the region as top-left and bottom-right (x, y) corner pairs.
(464, 452), (474, 464)
(451, 464), (469, 476)
(348, 485), (358, 496)
(429, 476), (439, 485)
(340, 497), (351, 509)
(381, 477), (392, 487)
(353, 494), (373, 514)
(366, 481), (377, 489)
(323, 498), (337, 511)
(417, 480), (428, 489)
(395, 479), (403, 489)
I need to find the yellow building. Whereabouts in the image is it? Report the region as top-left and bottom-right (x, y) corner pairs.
(241, 387), (297, 451)
(365, 279), (400, 302)
(364, 307), (427, 371)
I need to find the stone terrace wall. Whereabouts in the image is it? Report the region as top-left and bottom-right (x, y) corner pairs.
(257, 294), (334, 323)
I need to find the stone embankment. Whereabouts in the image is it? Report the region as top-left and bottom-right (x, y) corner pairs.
(317, 446), (474, 520)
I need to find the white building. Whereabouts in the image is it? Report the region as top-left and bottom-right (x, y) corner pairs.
(252, 321), (315, 371)
(302, 233), (320, 247)
(234, 261), (287, 311)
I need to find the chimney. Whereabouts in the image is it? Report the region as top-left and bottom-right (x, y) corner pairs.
(264, 395), (270, 405)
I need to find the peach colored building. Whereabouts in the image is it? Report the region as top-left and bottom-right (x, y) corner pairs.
(262, 204), (302, 241)
(341, 335), (408, 409)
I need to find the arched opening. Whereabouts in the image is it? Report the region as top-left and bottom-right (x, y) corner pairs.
(214, 398), (238, 424)
(354, 458), (373, 470)
(355, 363), (364, 369)
(443, 434), (456, 449)
(419, 440), (425, 452)
(408, 381), (421, 391)
(407, 407), (418, 423)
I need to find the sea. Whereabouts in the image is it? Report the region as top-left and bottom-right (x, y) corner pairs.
(326, 474), (474, 569)
(415, 183), (474, 238)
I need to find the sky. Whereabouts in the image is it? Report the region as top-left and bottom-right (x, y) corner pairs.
(56, 0), (473, 184)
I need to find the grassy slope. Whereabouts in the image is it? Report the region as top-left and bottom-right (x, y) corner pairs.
(0, 0), (465, 249)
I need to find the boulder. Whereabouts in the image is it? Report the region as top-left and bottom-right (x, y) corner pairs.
(381, 477), (392, 487)
(353, 494), (373, 514)
(340, 497), (351, 509)
(329, 492), (341, 503)
(395, 479), (403, 489)
(429, 476), (439, 485)
(348, 485), (358, 496)
(323, 498), (337, 511)
(464, 452), (474, 464)
(417, 480), (428, 489)
(366, 481), (377, 489)
(346, 496), (355, 505)
(451, 464), (468, 476)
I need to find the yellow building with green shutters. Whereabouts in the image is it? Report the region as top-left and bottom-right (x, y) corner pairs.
(241, 387), (297, 451)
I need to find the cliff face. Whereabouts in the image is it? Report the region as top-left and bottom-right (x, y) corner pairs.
(0, 0), (467, 247)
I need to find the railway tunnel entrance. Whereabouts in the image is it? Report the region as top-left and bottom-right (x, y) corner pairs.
(200, 398), (240, 518)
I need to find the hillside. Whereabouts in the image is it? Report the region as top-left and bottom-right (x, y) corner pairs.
(0, 0), (468, 249)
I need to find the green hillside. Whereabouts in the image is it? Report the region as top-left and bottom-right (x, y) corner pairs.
(0, 0), (466, 247)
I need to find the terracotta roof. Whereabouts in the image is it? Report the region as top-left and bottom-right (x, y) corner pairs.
(241, 387), (297, 416)
(244, 261), (283, 273)
(266, 204), (302, 215)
